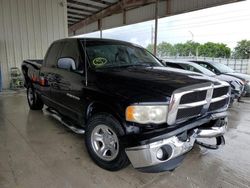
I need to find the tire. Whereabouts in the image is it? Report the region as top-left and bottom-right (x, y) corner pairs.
(85, 113), (130, 171)
(27, 83), (44, 110)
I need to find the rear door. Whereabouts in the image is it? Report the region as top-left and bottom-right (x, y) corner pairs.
(51, 40), (86, 123)
(40, 41), (64, 104)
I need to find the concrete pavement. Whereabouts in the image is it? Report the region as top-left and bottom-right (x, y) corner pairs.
(0, 92), (250, 188)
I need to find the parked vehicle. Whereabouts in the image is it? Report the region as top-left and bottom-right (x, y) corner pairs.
(190, 60), (250, 96)
(165, 60), (245, 103)
(22, 38), (230, 173)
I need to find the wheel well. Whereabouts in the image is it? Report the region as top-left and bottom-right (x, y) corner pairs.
(86, 102), (125, 130)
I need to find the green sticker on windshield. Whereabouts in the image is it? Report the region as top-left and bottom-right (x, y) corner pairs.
(92, 57), (107, 66)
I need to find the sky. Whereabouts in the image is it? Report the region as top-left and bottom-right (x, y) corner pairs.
(77, 0), (250, 49)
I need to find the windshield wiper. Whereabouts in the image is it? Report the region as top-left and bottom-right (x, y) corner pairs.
(112, 64), (154, 68)
(94, 63), (156, 69)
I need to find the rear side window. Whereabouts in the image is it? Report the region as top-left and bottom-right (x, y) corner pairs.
(44, 42), (63, 67)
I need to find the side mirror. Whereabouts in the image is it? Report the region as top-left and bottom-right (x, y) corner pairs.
(57, 58), (76, 71)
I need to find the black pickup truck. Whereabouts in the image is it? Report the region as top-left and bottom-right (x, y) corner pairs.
(22, 38), (230, 173)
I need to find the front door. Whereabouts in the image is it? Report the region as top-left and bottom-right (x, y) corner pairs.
(50, 40), (86, 124)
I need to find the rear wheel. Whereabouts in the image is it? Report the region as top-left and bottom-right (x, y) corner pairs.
(27, 84), (44, 110)
(85, 114), (130, 171)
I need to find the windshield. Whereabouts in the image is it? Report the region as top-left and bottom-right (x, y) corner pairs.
(83, 41), (163, 69)
(211, 63), (235, 73)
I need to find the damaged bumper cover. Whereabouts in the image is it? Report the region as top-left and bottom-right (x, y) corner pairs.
(125, 112), (227, 173)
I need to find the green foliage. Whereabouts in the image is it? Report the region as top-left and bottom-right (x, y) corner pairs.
(173, 41), (200, 56)
(157, 42), (175, 56)
(198, 42), (231, 58)
(146, 44), (154, 53)
(233, 40), (250, 59)
(147, 40), (231, 58)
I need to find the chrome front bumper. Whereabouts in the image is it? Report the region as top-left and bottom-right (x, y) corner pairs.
(125, 124), (226, 170)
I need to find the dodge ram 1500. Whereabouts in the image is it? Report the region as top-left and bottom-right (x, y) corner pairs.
(22, 38), (230, 172)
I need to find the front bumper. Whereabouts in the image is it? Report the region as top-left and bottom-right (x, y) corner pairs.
(125, 117), (227, 173)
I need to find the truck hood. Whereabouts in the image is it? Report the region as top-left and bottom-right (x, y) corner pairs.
(93, 66), (220, 103)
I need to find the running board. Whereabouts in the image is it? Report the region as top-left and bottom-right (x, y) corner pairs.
(44, 108), (85, 134)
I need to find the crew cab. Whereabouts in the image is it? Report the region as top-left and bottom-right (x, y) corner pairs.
(22, 38), (230, 173)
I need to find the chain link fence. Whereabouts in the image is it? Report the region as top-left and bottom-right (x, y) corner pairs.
(162, 56), (250, 74)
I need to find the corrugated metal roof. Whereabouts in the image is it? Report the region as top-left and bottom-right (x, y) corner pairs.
(68, 0), (245, 35)
(67, 0), (119, 27)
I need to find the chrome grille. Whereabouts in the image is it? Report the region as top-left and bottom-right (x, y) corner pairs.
(212, 87), (229, 98)
(176, 106), (203, 120)
(180, 90), (207, 104)
(167, 82), (230, 125)
(208, 98), (229, 112)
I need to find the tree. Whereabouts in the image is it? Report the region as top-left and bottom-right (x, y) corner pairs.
(198, 42), (231, 58)
(173, 41), (200, 56)
(146, 44), (154, 53)
(233, 40), (250, 59)
(173, 43), (185, 56)
(157, 42), (175, 57)
(147, 41), (231, 58)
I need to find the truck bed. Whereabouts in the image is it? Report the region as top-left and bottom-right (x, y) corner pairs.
(23, 59), (43, 69)
(22, 59), (43, 88)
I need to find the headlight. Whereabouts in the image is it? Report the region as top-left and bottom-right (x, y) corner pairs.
(126, 105), (168, 124)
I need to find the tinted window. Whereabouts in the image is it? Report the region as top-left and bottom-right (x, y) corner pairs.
(178, 64), (198, 72)
(60, 41), (83, 71)
(211, 63), (235, 73)
(167, 63), (184, 69)
(198, 63), (217, 73)
(84, 42), (162, 69)
(44, 42), (62, 67)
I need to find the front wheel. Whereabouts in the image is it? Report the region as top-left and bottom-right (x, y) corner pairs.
(85, 114), (130, 171)
(27, 84), (44, 110)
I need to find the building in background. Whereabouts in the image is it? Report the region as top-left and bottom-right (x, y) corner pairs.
(0, 0), (68, 89)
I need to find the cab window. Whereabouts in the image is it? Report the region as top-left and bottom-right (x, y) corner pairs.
(44, 42), (63, 68)
(60, 41), (83, 72)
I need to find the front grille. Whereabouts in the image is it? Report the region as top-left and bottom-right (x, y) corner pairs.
(208, 98), (229, 112)
(176, 106), (203, 120)
(180, 90), (207, 104)
(212, 87), (229, 98)
(168, 83), (230, 125)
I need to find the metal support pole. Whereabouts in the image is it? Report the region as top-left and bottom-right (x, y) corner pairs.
(123, 9), (126, 25)
(98, 19), (102, 38)
(153, 0), (158, 55)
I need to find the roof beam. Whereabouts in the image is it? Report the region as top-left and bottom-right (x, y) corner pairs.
(68, 18), (80, 22)
(88, 0), (113, 6)
(68, 21), (76, 25)
(67, 0), (103, 10)
(68, 15), (85, 20)
(67, 11), (89, 17)
(67, 5), (96, 13)
(69, 0), (155, 32)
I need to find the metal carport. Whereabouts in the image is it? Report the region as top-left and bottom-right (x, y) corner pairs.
(0, 0), (244, 88)
(66, 0), (244, 54)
